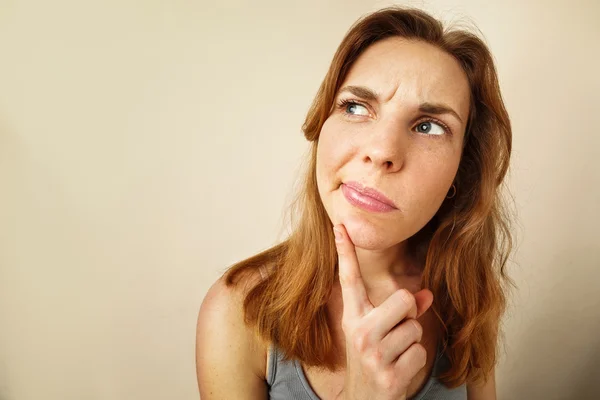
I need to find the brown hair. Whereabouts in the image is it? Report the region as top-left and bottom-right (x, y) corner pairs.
(223, 6), (514, 387)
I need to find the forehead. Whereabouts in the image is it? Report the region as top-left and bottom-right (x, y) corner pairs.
(341, 37), (470, 118)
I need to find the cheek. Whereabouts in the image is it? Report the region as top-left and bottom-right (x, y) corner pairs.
(316, 121), (347, 186)
(412, 152), (460, 209)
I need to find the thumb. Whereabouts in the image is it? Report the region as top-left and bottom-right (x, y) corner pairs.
(413, 289), (434, 318)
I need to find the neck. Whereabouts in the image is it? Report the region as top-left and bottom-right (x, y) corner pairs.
(327, 241), (428, 365)
(358, 241), (421, 286)
(332, 240), (424, 305)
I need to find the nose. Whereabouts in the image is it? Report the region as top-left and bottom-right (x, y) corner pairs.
(359, 117), (408, 173)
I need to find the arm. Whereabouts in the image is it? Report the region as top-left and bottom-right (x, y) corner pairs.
(196, 276), (268, 400)
(466, 367), (496, 400)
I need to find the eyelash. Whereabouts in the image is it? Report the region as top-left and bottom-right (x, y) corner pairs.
(336, 98), (453, 136)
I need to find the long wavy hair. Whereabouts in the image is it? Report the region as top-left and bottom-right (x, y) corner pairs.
(223, 6), (514, 388)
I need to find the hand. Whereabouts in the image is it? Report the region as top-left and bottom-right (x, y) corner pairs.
(333, 224), (434, 400)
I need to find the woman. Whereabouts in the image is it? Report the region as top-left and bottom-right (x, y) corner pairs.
(197, 6), (513, 400)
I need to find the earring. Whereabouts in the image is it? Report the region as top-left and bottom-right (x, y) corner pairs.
(446, 184), (457, 199)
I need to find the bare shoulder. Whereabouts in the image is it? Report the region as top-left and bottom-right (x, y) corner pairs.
(196, 269), (269, 399)
(466, 366), (497, 400)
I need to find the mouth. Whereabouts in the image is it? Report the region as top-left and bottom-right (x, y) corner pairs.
(341, 181), (398, 213)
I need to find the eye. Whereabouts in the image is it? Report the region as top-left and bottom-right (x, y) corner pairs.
(338, 99), (370, 117)
(415, 120), (447, 136)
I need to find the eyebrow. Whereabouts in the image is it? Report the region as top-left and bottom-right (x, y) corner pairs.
(338, 85), (463, 124)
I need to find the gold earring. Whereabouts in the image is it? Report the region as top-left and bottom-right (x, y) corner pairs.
(446, 184), (456, 199)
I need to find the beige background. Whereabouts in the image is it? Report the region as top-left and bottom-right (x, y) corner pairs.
(1, 0), (599, 399)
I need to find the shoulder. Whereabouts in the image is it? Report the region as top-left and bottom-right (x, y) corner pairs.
(196, 269), (269, 397)
(466, 366), (497, 400)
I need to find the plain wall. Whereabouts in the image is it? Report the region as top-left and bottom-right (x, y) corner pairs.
(0, 0), (598, 399)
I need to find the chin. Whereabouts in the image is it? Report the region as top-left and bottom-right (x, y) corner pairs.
(338, 213), (407, 250)
(324, 188), (406, 250)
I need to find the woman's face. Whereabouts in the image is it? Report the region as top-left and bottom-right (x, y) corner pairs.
(316, 37), (471, 251)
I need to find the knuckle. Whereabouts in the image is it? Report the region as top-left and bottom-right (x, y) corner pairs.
(377, 371), (399, 392)
(376, 371), (396, 390)
(363, 352), (380, 372)
(370, 346), (384, 363)
(351, 328), (369, 352)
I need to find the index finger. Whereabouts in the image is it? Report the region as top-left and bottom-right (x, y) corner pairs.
(334, 224), (373, 320)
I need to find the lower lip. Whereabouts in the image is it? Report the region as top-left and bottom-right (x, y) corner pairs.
(341, 184), (396, 213)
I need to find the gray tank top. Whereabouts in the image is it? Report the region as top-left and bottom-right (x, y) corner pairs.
(266, 343), (466, 400)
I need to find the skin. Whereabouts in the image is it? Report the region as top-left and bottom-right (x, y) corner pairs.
(196, 36), (496, 400)
(334, 223), (434, 399)
(333, 224), (496, 399)
(315, 37), (496, 398)
(316, 36), (471, 287)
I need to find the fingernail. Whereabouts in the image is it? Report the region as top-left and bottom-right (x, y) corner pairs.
(333, 226), (342, 242)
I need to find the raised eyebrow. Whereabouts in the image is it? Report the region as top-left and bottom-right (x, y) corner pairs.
(418, 102), (463, 124)
(338, 85), (379, 102)
(338, 85), (464, 124)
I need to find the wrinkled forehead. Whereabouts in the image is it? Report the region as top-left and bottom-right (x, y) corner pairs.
(339, 37), (471, 120)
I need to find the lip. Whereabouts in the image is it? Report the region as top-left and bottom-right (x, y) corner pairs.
(341, 181), (398, 212)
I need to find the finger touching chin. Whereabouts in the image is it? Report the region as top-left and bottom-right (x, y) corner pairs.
(341, 217), (400, 250)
